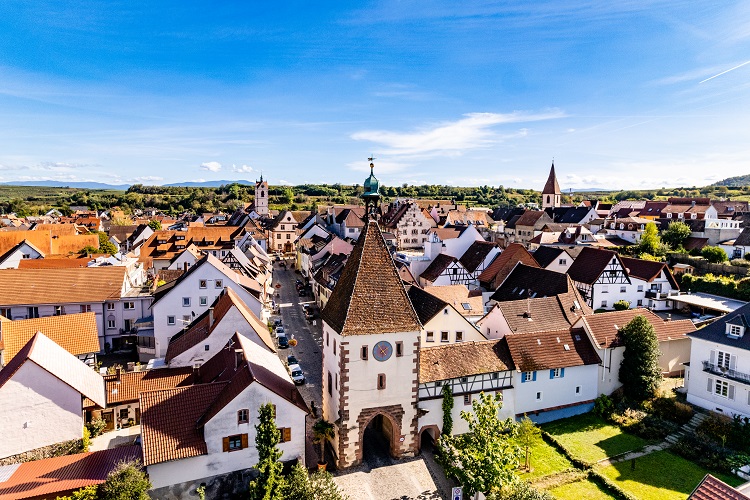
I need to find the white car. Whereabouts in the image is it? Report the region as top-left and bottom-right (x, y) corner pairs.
(275, 326), (285, 338)
(288, 363), (305, 385)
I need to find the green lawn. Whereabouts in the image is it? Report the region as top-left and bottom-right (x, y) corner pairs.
(597, 450), (743, 500)
(517, 439), (573, 480)
(542, 413), (648, 463)
(547, 479), (616, 500)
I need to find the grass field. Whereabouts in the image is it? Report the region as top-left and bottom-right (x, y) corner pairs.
(542, 413), (649, 464)
(596, 450), (744, 500)
(547, 478), (616, 500)
(517, 439), (573, 480)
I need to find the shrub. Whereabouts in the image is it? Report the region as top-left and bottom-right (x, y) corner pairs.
(81, 427), (91, 453)
(673, 434), (735, 473)
(730, 258), (750, 267)
(593, 394), (615, 418)
(702, 246), (728, 263)
(613, 300), (630, 311)
(649, 397), (693, 425)
(86, 418), (107, 438)
(696, 413), (733, 444)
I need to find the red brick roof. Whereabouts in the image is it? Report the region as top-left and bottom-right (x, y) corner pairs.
(419, 340), (514, 383)
(567, 247), (623, 286)
(580, 308), (696, 348)
(620, 256), (679, 289)
(103, 367), (194, 405)
(477, 243), (539, 289)
(0, 312), (99, 362)
(689, 474), (750, 500)
(0, 446), (141, 500)
(0, 267), (127, 306)
(504, 328), (600, 371)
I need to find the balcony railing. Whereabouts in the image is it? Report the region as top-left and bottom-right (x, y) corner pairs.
(702, 361), (750, 385)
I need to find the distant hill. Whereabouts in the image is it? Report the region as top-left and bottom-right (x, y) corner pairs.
(0, 180), (130, 190)
(162, 180), (255, 188)
(713, 174), (750, 187)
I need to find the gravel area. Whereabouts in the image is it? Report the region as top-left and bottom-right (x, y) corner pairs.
(333, 456), (443, 500)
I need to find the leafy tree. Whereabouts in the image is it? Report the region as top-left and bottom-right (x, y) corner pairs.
(618, 315), (662, 401)
(516, 416), (541, 471)
(442, 385), (454, 436)
(661, 221), (691, 249)
(638, 222), (661, 256)
(613, 300), (631, 311)
(487, 480), (554, 500)
(438, 392), (521, 497)
(147, 219), (162, 231)
(97, 232), (118, 255)
(98, 460), (151, 500)
(282, 462), (349, 500)
(248, 403), (285, 500)
(702, 246), (728, 263)
(55, 485), (98, 500)
(312, 419), (335, 466)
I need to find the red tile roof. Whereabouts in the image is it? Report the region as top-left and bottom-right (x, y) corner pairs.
(0, 312), (99, 362)
(567, 247), (624, 286)
(477, 243), (539, 289)
(0, 267), (128, 306)
(420, 254), (458, 283)
(689, 474), (750, 500)
(580, 308), (696, 348)
(103, 367), (194, 405)
(0, 446), (141, 500)
(504, 328), (600, 371)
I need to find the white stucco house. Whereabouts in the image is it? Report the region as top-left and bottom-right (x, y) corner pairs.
(0, 332), (105, 459)
(0, 239), (45, 269)
(407, 285), (486, 345)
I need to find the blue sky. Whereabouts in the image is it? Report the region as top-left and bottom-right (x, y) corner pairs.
(0, 1), (749, 190)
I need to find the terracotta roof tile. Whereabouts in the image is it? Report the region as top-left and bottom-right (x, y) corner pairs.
(104, 367), (194, 405)
(0, 446), (141, 500)
(493, 291), (590, 335)
(620, 256), (679, 289)
(419, 340), (514, 383)
(504, 328), (600, 371)
(459, 240), (498, 273)
(477, 243), (539, 289)
(689, 474), (750, 500)
(0, 267), (127, 306)
(422, 285), (483, 316)
(321, 221), (421, 335)
(420, 254), (458, 283)
(542, 163), (561, 195)
(0, 312), (99, 362)
(567, 247), (624, 286)
(581, 308), (696, 348)
(490, 264), (572, 302)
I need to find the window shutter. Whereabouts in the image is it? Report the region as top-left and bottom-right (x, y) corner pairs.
(730, 355), (737, 371)
(241, 433), (249, 449)
(561, 368), (565, 378)
(550, 369), (555, 379)
(532, 371), (537, 382)
(284, 428), (292, 442)
(222, 437), (230, 452)
(521, 373), (527, 383)
(710, 350), (716, 365)
(729, 385), (735, 401)
(707, 377), (713, 393)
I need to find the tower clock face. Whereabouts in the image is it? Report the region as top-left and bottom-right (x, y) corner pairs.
(373, 341), (393, 362)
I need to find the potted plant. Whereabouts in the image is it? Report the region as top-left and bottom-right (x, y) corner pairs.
(312, 418), (335, 470)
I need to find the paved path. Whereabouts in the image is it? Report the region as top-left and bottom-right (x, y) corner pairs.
(90, 425), (140, 451)
(594, 442), (668, 467)
(333, 457), (443, 500)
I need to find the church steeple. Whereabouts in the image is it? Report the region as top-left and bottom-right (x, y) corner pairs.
(542, 161), (562, 209)
(361, 157), (381, 220)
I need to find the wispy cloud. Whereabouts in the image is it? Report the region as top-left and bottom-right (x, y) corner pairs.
(699, 60), (750, 83)
(132, 176), (163, 182)
(351, 111), (563, 156)
(200, 161), (222, 172)
(231, 164), (253, 173)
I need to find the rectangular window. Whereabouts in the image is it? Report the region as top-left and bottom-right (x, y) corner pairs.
(536, 391), (543, 401)
(637, 299), (643, 306)
(377, 373), (386, 390)
(426, 331), (434, 342)
(576, 386), (581, 394)
(717, 351), (731, 370)
(278, 427), (292, 443)
(123, 301), (135, 310)
(336, 373), (338, 390)
(227, 434), (243, 451)
(183, 315), (191, 324)
(559, 258), (567, 265)
(455, 331), (463, 342)
(204, 344), (210, 351)
(715, 380), (729, 398)
(522, 371), (534, 382)
(107, 319), (116, 329)
(167, 316), (176, 325)
(28, 307), (39, 318)
(199, 279), (207, 289)
(396, 341), (403, 357)
(182, 297), (191, 307)
(601, 285), (608, 293)
(441, 331), (449, 342)
(215, 279), (223, 288)
(729, 325), (743, 337)
(551, 368), (561, 378)
(328, 372), (333, 396)
(119, 409), (129, 420)
(238, 409), (249, 424)
(463, 394), (472, 405)
(0, 308), (10, 318)
(54, 305), (63, 316)
(620, 286), (626, 293)
(80, 305), (91, 313)
(333, 339), (337, 355)
(601, 300), (607, 308)
(326, 332), (329, 346)
(637, 285), (643, 292)
(200, 296), (208, 306)
(107, 302), (115, 310)
(361, 345), (368, 360)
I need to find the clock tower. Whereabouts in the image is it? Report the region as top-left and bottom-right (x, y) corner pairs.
(320, 219), (422, 468)
(254, 175), (268, 216)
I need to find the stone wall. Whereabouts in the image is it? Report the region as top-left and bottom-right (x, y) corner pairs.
(0, 439), (83, 466)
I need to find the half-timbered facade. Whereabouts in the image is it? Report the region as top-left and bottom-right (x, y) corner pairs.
(567, 247), (630, 310)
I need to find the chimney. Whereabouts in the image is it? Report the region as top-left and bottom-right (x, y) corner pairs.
(667, 313), (672, 322)
(209, 307), (215, 327)
(115, 367), (122, 382)
(234, 349), (243, 369)
(192, 363), (201, 382)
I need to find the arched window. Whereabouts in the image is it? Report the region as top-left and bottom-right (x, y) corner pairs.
(547, 195), (551, 203)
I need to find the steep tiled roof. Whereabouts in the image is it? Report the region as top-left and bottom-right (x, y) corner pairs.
(684, 236), (710, 251)
(689, 474), (750, 500)
(140, 383), (227, 466)
(477, 243), (539, 289)
(459, 240), (498, 273)
(620, 256), (679, 289)
(504, 328), (600, 371)
(419, 340), (514, 383)
(734, 227), (750, 247)
(690, 302), (750, 351)
(515, 210), (551, 227)
(407, 285), (448, 325)
(493, 292), (589, 335)
(542, 163), (561, 195)
(0, 267), (127, 306)
(0, 446), (141, 500)
(532, 246), (565, 268)
(321, 221), (421, 335)
(0, 229), (98, 256)
(0, 332), (105, 407)
(490, 264), (571, 302)
(0, 313), (99, 362)
(567, 247), (623, 286)
(429, 227), (465, 241)
(103, 367), (194, 405)
(423, 285), (483, 317)
(580, 308), (696, 348)
(420, 254), (458, 283)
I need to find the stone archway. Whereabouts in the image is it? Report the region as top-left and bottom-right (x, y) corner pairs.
(418, 425), (440, 453)
(354, 405), (404, 466)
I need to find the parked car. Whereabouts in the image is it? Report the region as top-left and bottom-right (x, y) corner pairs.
(298, 289), (308, 297)
(278, 335), (289, 349)
(287, 354), (298, 365)
(274, 318), (282, 327)
(275, 326), (285, 337)
(288, 363), (305, 385)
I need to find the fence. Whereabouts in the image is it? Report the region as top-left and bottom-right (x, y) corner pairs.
(668, 254), (750, 277)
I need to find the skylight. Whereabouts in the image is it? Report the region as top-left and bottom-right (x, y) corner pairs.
(461, 303), (472, 310)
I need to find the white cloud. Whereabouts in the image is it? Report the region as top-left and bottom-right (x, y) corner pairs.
(132, 176), (163, 182)
(278, 179), (292, 185)
(200, 161), (222, 172)
(351, 111), (564, 156)
(231, 164), (253, 173)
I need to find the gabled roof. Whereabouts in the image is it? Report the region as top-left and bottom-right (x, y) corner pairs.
(567, 247), (626, 286)
(689, 474), (750, 500)
(102, 367), (194, 405)
(0, 446), (141, 500)
(542, 163), (561, 195)
(477, 243), (539, 289)
(515, 210), (552, 227)
(0, 239), (46, 264)
(0, 312), (99, 362)
(490, 264), (572, 302)
(490, 291), (590, 335)
(420, 254), (458, 283)
(407, 285), (449, 325)
(580, 309), (696, 349)
(690, 302), (750, 351)
(504, 328), (600, 371)
(734, 227), (750, 247)
(419, 340), (514, 383)
(620, 256), (679, 289)
(459, 240), (498, 273)
(423, 284), (483, 317)
(321, 221), (421, 335)
(0, 267), (128, 306)
(532, 246), (565, 268)
(0, 332), (105, 407)
(684, 236), (710, 251)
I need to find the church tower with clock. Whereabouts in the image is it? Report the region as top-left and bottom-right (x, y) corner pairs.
(320, 162), (422, 468)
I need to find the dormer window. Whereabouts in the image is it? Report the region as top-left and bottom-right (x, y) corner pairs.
(727, 324), (744, 338)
